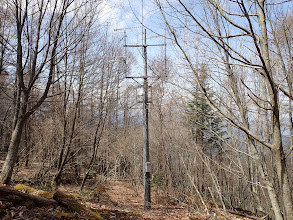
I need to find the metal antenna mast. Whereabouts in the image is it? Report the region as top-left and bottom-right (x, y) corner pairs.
(141, 1), (151, 210)
(142, 28), (151, 210)
(124, 27), (165, 209)
(122, 0), (166, 210)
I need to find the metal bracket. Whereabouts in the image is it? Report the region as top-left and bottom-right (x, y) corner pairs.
(145, 162), (151, 173)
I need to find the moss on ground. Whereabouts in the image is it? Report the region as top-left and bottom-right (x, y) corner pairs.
(70, 193), (81, 199)
(53, 191), (104, 220)
(56, 212), (78, 218)
(14, 184), (35, 193)
(11, 183), (143, 219)
(36, 191), (54, 199)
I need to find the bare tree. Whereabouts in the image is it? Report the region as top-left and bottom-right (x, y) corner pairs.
(0, 0), (83, 184)
(154, 0), (293, 219)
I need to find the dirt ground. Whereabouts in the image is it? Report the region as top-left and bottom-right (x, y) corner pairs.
(59, 179), (254, 220)
(0, 164), (255, 219)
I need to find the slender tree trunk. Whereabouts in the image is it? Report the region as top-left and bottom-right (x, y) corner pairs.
(272, 145), (293, 219)
(24, 121), (30, 167)
(258, 1), (293, 218)
(222, 49), (283, 218)
(0, 117), (26, 184)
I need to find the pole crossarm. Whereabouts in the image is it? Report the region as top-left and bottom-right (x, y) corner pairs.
(126, 76), (155, 79)
(125, 44), (166, 47)
(124, 28), (166, 210)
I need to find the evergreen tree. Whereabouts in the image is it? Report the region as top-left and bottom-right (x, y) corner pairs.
(185, 64), (226, 156)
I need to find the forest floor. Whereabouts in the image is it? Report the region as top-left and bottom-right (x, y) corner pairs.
(0, 165), (256, 219)
(70, 179), (254, 220)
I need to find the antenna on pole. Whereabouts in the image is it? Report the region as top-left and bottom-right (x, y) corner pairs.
(142, 28), (151, 211)
(122, 1), (167, 210)
(142, 0), (144, 45)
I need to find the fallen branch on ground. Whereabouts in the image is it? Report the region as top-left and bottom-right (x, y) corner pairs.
(0, 186), (58, 207)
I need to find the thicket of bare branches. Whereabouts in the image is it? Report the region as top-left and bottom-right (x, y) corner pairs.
(1, 0), (293, 219)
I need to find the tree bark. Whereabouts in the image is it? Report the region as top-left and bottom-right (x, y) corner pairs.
(258, 0), (293, 218)
(53, 191), (103, 219)
(0, 0), (69, 185)
(0, 117), (26, 184)
(0, 186), (58, 207)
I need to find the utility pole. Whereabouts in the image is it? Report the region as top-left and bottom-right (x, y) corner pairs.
(142, 29), (151, 210)
(125, 29), (165, 210)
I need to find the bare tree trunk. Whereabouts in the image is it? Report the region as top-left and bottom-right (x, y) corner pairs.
(258, 1), (293, 218)
(224, 57), (283, 219)
(80, 67), (109, 191)
(0, 117), (25, 183)
(0, 0), (70, 184)
(0, 0), (27, 183)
